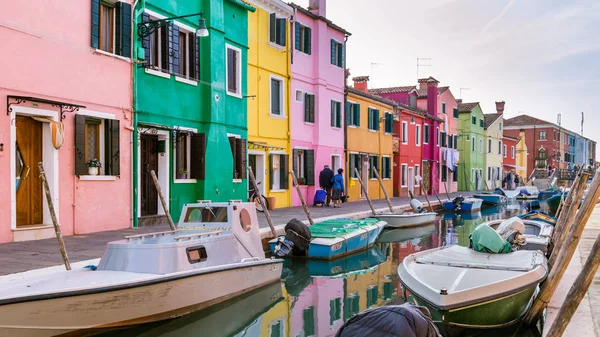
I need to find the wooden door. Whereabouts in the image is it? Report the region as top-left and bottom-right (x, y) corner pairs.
(361, 155), (369, 198)
(140, 134), (159, 216)
(408, 167), (415, 195)
(16, 116), (43, 227)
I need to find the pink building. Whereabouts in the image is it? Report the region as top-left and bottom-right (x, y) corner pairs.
(0, 1), (133, 242)
(415, 78), (459, 195)
(290, 277), (344, 337)
(289, 0), (350, 206)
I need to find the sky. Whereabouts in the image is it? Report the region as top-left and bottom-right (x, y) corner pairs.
(294, 0), (600, 155)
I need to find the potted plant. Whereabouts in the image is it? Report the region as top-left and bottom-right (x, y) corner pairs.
(297, 177), (306, 185)
(86, 158), (102, 175)
(178, 168), (188, 179)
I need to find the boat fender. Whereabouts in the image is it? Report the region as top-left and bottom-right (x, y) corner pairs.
(282, 219), (311, 255)
(525, 200), (541, 212)
(84, 265), (97, 271)
(410, 199), (424, 213)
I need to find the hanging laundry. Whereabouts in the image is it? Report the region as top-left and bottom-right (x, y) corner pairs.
(446, 148), (454, 172)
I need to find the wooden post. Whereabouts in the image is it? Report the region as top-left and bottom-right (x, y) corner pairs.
(444, 175), (451, 200)
(416, 176), (434, 212)
(290, 170), (314, 226)
(150, 170), (176, 231)
(548, 171), (589, 266)
(248, 166), (277, 237)
(38, 162), (71, 271)
(354, 167), (377, 216)
(545, 229), (600, 337)
(524, 169), (600, 325)
(464, 167), (476, 192)
(433, 190), (444, 206)
(372, 166), (394, 213)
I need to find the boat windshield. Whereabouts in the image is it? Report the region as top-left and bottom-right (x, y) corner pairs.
(183, 206), (228, 223)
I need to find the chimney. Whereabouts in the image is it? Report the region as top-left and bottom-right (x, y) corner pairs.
(426, 77), (439, 118)
(308, 0), (326, 17)
(495, 101), (505, 114)
(352, 76), (369, 93)
(418, 78), (428, 90)
(456, 99), (463, 104)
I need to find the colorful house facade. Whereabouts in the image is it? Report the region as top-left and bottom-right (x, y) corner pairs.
(369, 86), (426, 197)
(246, 0), (293, 209)
(457, 102), (485, 191)
(1, 0), (133, 242)
(516, 130), (529, 179)
(502, 135), (518, 182)
(346, 78), (394, 202)
(132, 0), (254, 225)
(289, 1), (349, 206)
(483, 102), (504, 188)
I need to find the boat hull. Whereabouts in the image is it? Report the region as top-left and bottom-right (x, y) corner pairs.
(0, 261), (283, 337)
(443, 199), (482, 212)
(375, 212), (437, 228)
(473, 194), (507, 205)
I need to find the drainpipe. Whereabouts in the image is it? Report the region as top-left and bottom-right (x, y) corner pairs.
(131, 0), (142, 228)
(287, 16), (293, 206)
(343, 34), (349, 194)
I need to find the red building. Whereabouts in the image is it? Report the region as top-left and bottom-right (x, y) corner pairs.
(393, 105), (428, 197)
(502, 135), (518, 174)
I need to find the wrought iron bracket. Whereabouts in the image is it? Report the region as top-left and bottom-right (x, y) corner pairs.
(137, 11), (205, 40)
(7, 95), (85, 121)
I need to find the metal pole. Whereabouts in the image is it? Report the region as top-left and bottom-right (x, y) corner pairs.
(150, 170), (176, 231)
(38, 162), (71, 271)
(354, 167), (377, 215)
(372, 166), (394, 212)
(290, 170), (314, 226)
(247, 166), (277, 237)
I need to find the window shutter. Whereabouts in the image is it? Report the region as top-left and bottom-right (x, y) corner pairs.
(170, 24), (180, 75)
(295, 23), (301, 50)
(229, 137), (237, 178)
(331, 39), (336, 64)
(368, 108), (372, 129)
(354, 104), (360, 126)
(280, 154), (289, 189)
(236, 138), (247, 179)
(189, 34), (199, 80)
(115, 2), (131, 58)
(338, 43), (344, 67)
(270, 153), (275, 190)
(375, 110), (380, 131)
(336, 103), (341, 128)
(346, 102), (351, 125)
(190, 133), (206, 179)
(292, 149), (300, 179)
(330, 101), (335, 127)
(305, 93), (311, 122)
(142, 13), (151, 62)
(277, 18), (286, 46)
(107, 119), (120, 176)
(305, 150), (315, 186)
(309, 95), (315, 122)
(306, 28), (311, 55)
(91, 0), (100, 49)
(269, 13), (276, 43)
(160, 24), (170, 71)
(74, 115), (87, 175)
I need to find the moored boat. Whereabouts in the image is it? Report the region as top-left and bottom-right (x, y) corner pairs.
(473, 193), (508, 205)
(442, 197), (483, 212)
(486, 219), (553, 254)
(0, 201), (283, 337)
(375, 212), (437, 228)
(398, 245), (547, 334)
(516, 186), (540, 200)
(376, 224), (436, 243)
(518, 210), (557, 226)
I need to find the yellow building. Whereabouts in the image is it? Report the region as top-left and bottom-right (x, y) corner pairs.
(346, 82), (395, 202)
(260, 286), (291, 337)
(516, 130), (528, 180)
(246, 0), (293, 208)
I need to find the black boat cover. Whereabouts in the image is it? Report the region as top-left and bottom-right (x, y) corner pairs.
(335, 303), (441, 337)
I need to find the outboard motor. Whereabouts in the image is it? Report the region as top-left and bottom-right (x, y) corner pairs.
(410, 198), (427, 213)
(451, 196), (465, 211)
(525, 200), (541, 212)
(273, 218), (311, 257)
(495, 217), (526, 250)
(494, 187), (506, 196)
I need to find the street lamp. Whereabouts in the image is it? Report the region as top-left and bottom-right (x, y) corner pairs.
(137, 11), (209, 39)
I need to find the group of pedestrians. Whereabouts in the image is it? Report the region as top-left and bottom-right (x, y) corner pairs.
(318, 165), (345, 208)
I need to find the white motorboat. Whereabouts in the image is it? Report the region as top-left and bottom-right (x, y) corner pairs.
(375, 212), (437, 228)
(0, 201), (283, 337)
(399, 245), (547, 333)
(486, 219), (553, 254)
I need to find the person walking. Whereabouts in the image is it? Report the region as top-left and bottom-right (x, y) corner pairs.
(331, 168), (345, 208)
(319, 165), (334, 207)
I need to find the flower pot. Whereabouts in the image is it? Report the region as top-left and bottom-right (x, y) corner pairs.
(179, 174), (186, 179)
(88, 167), (99, 176)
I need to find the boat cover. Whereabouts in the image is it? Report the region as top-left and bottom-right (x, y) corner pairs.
(416, 246), (540, 272)
(335, 303), (441, 337)
(309, 218), (380, 238)
(495, 217), (526, 247)
(469, 224), (513, 254)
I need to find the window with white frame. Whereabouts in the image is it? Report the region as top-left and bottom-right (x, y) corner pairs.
(416, 125), (421, 145)
(176, 29), (191, 78)
(402, 121), (408, 144)
(270, 76), (284, 116)
(99, 2), (115, 54)
(226, 45), (241, 96)
(488, 139), (492, 153)
(472, 136), (475, 152)
(147, 16), (168, 72)
(295, 22), (311, 54)
(381, 156), (391, 179)
(93, 1), (132, 57)
(401, 164), (407, 187)
(423, 124), (429, 144)
(503, 144), (507, 157)
(272, 154), (281, 190)
(415, 164), (420, 186)
(331, 100), (342, 128)
(74, 114), (121, 176)
(229, 135), (247, 180)
(295, 90), (303, 102)
(175, 131), (191, 180)
(539, 131), (547, 140)
(499, 123), (502, 131)
(269, 13), (287, 47)
(330, 39), (344, 67)
(347, 102), (360, 127)
(498, 141), (502, 155)
(436, 127), (440, 146)
(304, 93), (315, 123)
(511, 146), (515, 158)
(480, 138), (483, 154)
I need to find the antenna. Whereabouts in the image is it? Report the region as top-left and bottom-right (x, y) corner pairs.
(459, 88), (470, 99)
(581, 112), (584, 136)
(417, 58), (432, 81)
(557, 113), (561, 126)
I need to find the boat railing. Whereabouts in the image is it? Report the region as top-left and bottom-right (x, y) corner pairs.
(125, 230), (176, 240)
(241, 257), (261, 263)
(174, 230), (223, 241)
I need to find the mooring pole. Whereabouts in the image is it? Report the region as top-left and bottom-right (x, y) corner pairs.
(354, 167), (377, 216)
(416, 176), (434, 212)
(524, 169), (600, 325)
(248, 166), (277, 237)
(433, 190), (444, 206)
(150, 170), (176, 231)
(38, 162), (71, 271)
(372, 166), (394, 212)
(290, 170), (314, 226)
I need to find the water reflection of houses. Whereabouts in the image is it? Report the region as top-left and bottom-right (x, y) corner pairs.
(259, 287), (292, 337)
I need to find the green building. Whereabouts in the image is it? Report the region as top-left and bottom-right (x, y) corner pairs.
(457, 102), (485, 191)
(132, 0), (255, 225)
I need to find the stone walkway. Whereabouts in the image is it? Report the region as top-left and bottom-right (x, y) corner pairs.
(0, 193), (462, 276)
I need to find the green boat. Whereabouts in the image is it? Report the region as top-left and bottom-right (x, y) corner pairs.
(398, 245), (547, 335)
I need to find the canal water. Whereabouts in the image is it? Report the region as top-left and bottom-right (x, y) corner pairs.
(94, 200), (546, 337)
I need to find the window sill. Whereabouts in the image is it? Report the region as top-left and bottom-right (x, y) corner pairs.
(348, 125), (358, 129)
(145, 68), (171, 79)
(383, 178), (390, 181)
(304, 122), (314, 125)
(78, 175), (117, 181)
(268, 42), (285, 51)
(175, 76), (198, 86)
(368, 130), (377, 133)
(269, 114), (287, 119)
(227, 91), (242, 99)
(174, 179), (197, 184)
(233, 179), (243, 184)
(331, 126), (342, 130)
(270, 189), (286, 193)
(93, 49), (131, 62)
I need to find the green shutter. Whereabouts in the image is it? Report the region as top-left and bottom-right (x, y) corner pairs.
(280, 154), (289, 189)
(336, 102), (341, 128)
(91, 0), (100, 49)
(107, 119), (120, 176)
(115, 2), (131, 58)
(190, 133), (206, 180)
(295, 23), (301, 50)
(346, 102), (351, 125)
(354, 104), (360, 126)
(269, 13), (276, 43)
(368, 108), (372, 129)
(305, 150), (315, 186)
(277, 18), (286, 46)
(338, 43), (344, 67)
(292, 149), (300, 179)
(74, 114), (87, 175)
(305, 93), (311, 122)
(309, 95), (315, 122)
(270, 154), (275, 189)
(331, 39), (336, 64)
(306, 27), (312, 54)
(375, 110), (380, 131)
(331, 101), (335, 127)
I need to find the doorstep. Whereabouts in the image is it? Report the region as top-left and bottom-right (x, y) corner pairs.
(12, 224), (56, 242)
